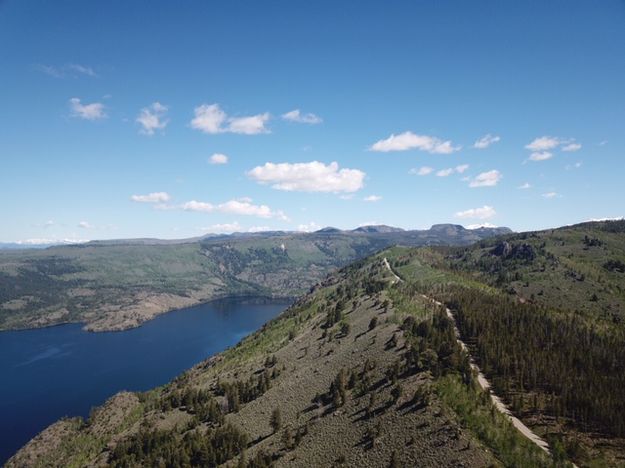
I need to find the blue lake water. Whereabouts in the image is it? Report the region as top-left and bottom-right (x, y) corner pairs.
(0, 297), (288, 464)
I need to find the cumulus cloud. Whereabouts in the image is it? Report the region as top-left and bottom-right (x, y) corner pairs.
(369, 131), (460, 154)
(190, 104), (225, 134)
(136, 102), (168, 135)
(281, 109), (322, 124)
(518, 182), (532, 189)
(228, 114), (271, 134)
(297, 221), (321, 232)
(542, 192), (559, 199)
(247, 161), (365, 193)
(190, 103), (270, 135)
(181, 200), (213, 212)
(565, 161), (582, 170)
(525, 136), (561, 151)
(466, 222), (498, 229)
(562, 142), (582, 152)
(455, 164), (470, 173)
(200, 222), (242, 234)
(131, 192), (171, 203)
(182, 198), (287, 220)
(468, 170), (502, 188)
(209, 153), (229, 165)
(455, 205), (496, 220)
(586, 216), (623, 222)
(473, 134), (500, 149)
(78, 221), (93, 229)
(410, 166), (434, 176)
(248, 226), (272, 233)
(69, 97), (106, 120)
(363, 195), (382, 202)
(15, 238), (89, 245)
(436, 168), (454, 177)
(528, 151), (553, 162)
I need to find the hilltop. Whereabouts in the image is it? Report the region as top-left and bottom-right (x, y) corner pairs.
(0, 224), (507, 332)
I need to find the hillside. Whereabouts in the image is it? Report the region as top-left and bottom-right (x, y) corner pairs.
(387, 220), (625, 465)
(8, 247), (550, 468)
(0, 225), (507, 332)
(9, 221), (624, 466)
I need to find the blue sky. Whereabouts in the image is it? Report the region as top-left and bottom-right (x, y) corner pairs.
(1, 0), (624, 242)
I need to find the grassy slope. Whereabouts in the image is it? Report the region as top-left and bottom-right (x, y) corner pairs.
(8, 249), (551, 468)
(384, 221), (625, 466)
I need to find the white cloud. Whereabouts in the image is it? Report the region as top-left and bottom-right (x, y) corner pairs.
(182, 198), (287, 220)
(562, 142), (582, 152)
(466, 222), (498, 229)
(469, 170), (502, 188)
(136, 102), (168, 135)
(473, 134), (500, 149)
(410, 166), (434, 176)
(455, 205), (496, 220)
(525, 136), (561, 151)
(182, 200), (214, 213)
(518, 182), (532, 189)
(455, 164), (470, 173)
(436, 168), (454, 177)
(190, 103), (270, 135)
(67, 64), (97, 77)
(190, 104), (226, 134)
(586, 216), (623, 222)
(542, 192), (559, 199)
(297, 222), (321, 232)
(69, 98), (106, 120)
(209, 153), (229, 165)
(363, 195), (382, 202)
(370, 131), (460, 154)
(248, 226), (273, 233)
(565, 161), (582, 170)
(228, 113), (271, 135)
(528, 151), (553, 162)
(131, 192), (171, 203)
(281, 109), (322, 124)
(200, 222), (242, 234)
(15, 238), (89, 245)
(247, 161), (365, 193)
(78, 221), (93, 229)
(218, 200), (287, 220)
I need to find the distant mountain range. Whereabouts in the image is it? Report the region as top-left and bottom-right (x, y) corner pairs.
(0, 223), (510, 332)
(0, 224), (511, 249)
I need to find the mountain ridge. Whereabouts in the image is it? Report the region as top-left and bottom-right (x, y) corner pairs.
(0, 224), (509, 332)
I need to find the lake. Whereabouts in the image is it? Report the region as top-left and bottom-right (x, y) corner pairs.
(0, 297), (288, 464)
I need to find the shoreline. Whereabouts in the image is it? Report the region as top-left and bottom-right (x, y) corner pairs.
(0, 293), (295, 334)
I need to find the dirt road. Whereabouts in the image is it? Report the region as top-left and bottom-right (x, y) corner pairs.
(382, 257), (551, 454)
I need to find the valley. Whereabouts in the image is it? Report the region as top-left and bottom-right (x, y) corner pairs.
(9, 220), (624, 466)
(0, 225), (508, 332)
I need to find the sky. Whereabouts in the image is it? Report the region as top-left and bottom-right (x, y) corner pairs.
(1, 0), (624, 243)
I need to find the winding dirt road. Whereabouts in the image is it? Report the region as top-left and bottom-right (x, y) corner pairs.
(382, 257), (551, 454)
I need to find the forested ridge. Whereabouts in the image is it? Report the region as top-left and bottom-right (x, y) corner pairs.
(390, 220), (625, 462)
